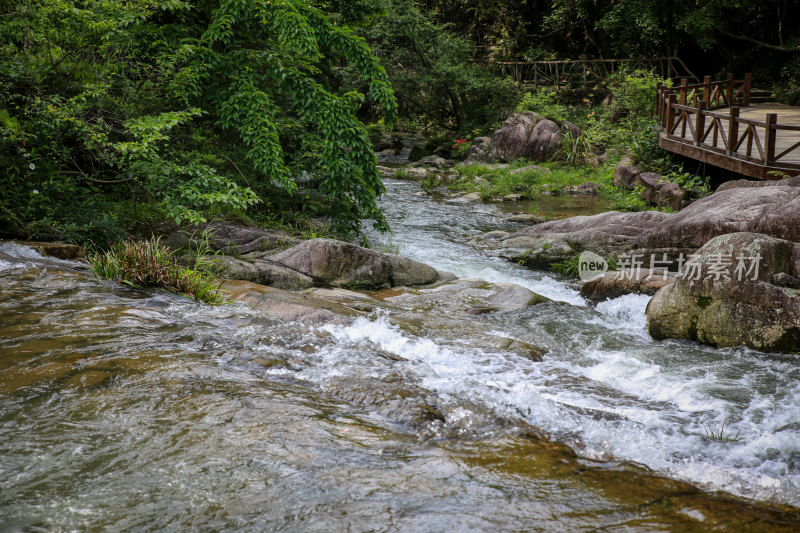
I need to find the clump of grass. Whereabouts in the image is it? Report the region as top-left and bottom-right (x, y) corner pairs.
(551, 253), (581, 277)
(704, 422), (743, 443)
(88, 236), (225, 304)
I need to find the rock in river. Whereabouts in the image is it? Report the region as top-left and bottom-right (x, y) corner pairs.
(646, 232), (800, 352)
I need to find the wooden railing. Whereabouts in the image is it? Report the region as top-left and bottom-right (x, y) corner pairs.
(488, 57), (699, 89)
(657, 74), (800, 179)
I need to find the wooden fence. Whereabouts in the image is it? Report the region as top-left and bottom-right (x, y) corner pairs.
(488, 57), (699, 89)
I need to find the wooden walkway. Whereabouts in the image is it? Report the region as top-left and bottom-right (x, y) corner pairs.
(657, 75), (800, 179)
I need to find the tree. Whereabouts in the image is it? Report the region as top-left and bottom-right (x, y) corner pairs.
(359, 0), (518, 131)
(0, 0), (397, 242)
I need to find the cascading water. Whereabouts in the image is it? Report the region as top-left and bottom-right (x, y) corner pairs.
(1, 177), (800, 530)
(363, 178), (800, 506)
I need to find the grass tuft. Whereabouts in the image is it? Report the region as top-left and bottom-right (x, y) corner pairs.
(88, 236), (226, 304)
(704, 422), (743, 443)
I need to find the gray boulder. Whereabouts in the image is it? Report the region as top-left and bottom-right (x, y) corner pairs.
(489, 112), (563, 162)
(158, 221), (297, 256)
(445, 192), (483, 204)
(268, 239), (448, 289)
(636, 172), (689, 211)
(464, 136), (492, 163)
(581, 269), (676, 301)
(613, 156), (641, 189)
(716, 176), (800, 192)
(646, 232), (800, 352)
(384, 253), (440, 287)
(269, 238), (392, 288)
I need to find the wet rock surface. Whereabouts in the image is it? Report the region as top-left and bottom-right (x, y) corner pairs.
(646, 232), (800, 351)
(581, 269), (677, 301)
(498, 185), (800, 269)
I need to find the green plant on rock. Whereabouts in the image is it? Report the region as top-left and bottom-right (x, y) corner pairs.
(515, 89), (571, 123)
(88, 236), (225, 304)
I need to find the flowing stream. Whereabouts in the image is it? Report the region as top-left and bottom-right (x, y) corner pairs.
(2, 178), (800, 530)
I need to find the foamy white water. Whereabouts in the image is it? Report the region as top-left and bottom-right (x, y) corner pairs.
(355, 178), (800, 506)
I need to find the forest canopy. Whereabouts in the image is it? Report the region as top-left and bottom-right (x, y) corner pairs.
(0, 0), (397, 242)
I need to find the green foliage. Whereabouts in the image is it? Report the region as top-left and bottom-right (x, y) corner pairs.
(0, 0), (397, 243)
(515, 90), (572, 123)
(552, 131), (593, 165)
(599, 183), (651, 211)
(88, 236), (225, 304)
(444, 161), (613, 200)
(607, 69), (663, 119)
(551, 252), (581, 277)
(357, 0), (519, 131)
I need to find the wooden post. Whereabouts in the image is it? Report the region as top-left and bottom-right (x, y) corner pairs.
(656, 83), (662, 121)
(667, 93), (676, 133)
(744, 73), (752, 106)
(695, 100), (706, 145)
(661, 89), (670, 128)
(726, 73), (734, 105)
(702, 76), (711, 105)
(582, 63), (587, 88)
(555, 63), (560, 91)
(765, 113), (777, 165)
(679, 78), (688, 105)
(728, 107), (740, 155)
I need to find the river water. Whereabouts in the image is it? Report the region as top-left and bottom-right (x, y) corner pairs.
(2, 178), (800, 530)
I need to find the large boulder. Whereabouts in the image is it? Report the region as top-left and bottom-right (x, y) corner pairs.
(716, 176), (800, 192)
(268, 238), (392, 288)
(498, 185), (800, 268)
(268, 239), (448, 289)
(489, 112), (563, 162)
(613, 156), (641, 189)
(158, 221), (297, 256)
(646, 232), (800, 352)
(636, 172), (689, 211)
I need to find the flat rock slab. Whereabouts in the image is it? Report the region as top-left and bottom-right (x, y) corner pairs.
(499, 185), (800, 269)
(223, 280), (359, 326)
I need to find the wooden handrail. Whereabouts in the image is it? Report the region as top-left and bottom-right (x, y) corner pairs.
(657, 73), (800, 175)
(486, 56), (699, 87)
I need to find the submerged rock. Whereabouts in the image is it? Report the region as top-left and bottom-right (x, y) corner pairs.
(646, 232), (800, 352)
(445, 192), (483, 204)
